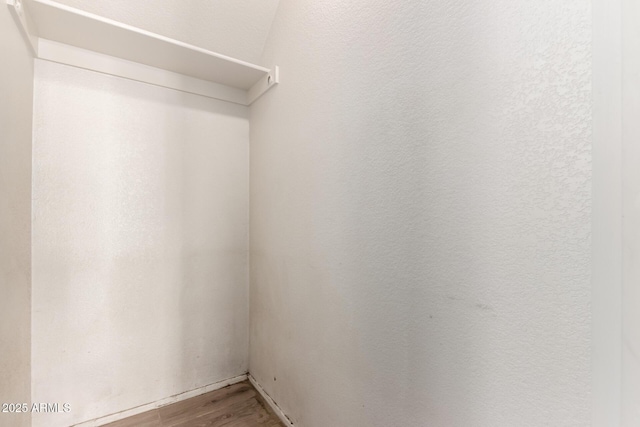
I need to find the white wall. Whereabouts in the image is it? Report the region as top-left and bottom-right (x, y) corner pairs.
(592, 0), (622, 424)
(0, 4), (33, 427)
(249, 1), (592, 426)
(32, 60), (249, 427)
(622, 0), (640, 424)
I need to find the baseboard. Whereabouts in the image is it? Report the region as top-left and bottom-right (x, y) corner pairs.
(248, 374), (294, 427)
(72, 374), (248, 427)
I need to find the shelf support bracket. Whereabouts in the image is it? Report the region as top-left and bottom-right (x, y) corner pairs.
(247, 66), (279, 105)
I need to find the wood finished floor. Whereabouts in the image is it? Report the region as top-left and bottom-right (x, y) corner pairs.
(101, 381), (284, 427)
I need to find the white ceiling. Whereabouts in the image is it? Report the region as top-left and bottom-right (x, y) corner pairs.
(47, 0), (280, 64)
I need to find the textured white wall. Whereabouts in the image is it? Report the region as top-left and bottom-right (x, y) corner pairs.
(48, 0), (280, 63)
(622, 0), (640, 424)
(0, 5), (33, 427)
(249, 1), (592, 426)
(592, 0), (622, 424)
(32, 60), (250, 427)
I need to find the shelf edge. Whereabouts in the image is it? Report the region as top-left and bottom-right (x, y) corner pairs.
(10, 0), (280, 105)
(37, 39), (250, 105)
(29, 0), (270, 74)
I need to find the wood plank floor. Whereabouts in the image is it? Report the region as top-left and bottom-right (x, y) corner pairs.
(101, 381), (284, 427)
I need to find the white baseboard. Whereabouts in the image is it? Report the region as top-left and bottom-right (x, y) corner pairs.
(248, 374), (294, 427)
(72, 374), (248, 427)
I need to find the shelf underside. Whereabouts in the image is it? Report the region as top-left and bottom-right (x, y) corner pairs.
(9, 0), (278, 105)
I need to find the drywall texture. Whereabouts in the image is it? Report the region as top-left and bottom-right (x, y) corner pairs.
(592, 0), (622, 424)
(622, 0), (640, 424)
(32, 60), (250, 427)
(0, 5), (33, 427)
(250, 1), (591, 426)
(47, 0), (280, 64)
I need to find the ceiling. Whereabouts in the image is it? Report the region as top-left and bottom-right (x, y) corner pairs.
(47, 0), (280, 64)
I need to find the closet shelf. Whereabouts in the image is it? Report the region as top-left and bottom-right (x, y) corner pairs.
(7, 0), (278, 105)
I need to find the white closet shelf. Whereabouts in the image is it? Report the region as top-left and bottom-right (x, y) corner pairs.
(7, 0), (279, 105)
